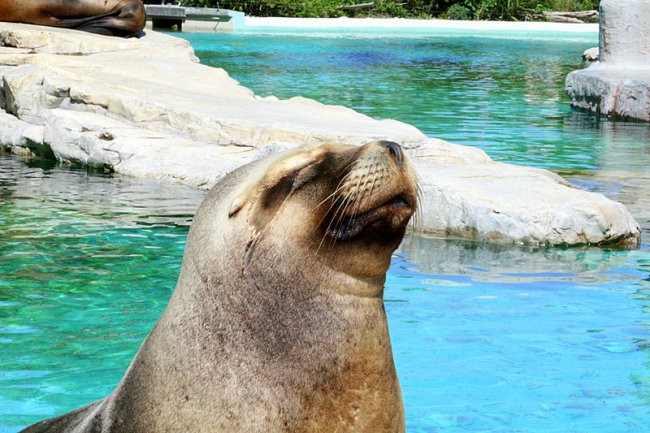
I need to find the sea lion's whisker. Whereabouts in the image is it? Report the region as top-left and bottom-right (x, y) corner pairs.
(314, 169), (357, 210)
(315, 159), (376, 250)
(369, 160), (386, 198)
(317, 195), (349, 251)
(331, 178), (363, 234)
(329, 174), (360, 230)
(327, 159), (383, 246)
(316, 194), (345, 228)
(348, 161), (376, 214)
(313, 164), (361, 247)
(327, 193), (354, 239)
(318, 187), (357, 251)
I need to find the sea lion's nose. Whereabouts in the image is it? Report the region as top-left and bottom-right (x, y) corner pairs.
(377, 140), (404, 166)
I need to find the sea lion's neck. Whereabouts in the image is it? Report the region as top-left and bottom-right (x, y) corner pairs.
(111, 275), (401, 431)
(120, 258), (396, 401)
(143, 244), (393, 382)
(172, 246), (387, 356)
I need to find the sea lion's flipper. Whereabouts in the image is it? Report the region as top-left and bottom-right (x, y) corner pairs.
(54, 0), (146, 38)
(55, 11), (117, 28)
(19, 399), (104, 433)
(56, 11), (138, 37)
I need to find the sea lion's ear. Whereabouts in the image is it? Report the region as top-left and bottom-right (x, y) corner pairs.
(228, 196), (246, 218)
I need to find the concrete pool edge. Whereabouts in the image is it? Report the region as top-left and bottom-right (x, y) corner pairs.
(0, 22), (640, 247)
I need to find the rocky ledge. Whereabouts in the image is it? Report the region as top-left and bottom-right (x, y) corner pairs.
(0, 23), (640, 246)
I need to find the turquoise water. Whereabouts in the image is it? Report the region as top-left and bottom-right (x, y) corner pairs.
(183, 29), (650, 175)
(2, 28), (650, 432)
(0, 157), (203, 431)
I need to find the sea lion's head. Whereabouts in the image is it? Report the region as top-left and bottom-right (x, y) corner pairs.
(184, 140), (418, 298)
(140, 141), (414, 431)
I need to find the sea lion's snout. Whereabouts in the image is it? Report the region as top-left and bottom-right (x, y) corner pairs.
(377, 140), (404, 166)
(322, 140), (417, 243)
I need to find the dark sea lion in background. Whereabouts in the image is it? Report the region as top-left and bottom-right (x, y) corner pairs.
(0, 0), (146, 38)
(20, 140), (418, 433)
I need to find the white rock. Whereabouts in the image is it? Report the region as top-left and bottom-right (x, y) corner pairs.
(599, 0), (650, 65)
(0, 22), (640, 246)
(566, 63), (650, 120)
(566, 0), (650, 121)
(0, 110), (45, 155)
(582, 47), (599, 61)
(415, 160), (637, 245)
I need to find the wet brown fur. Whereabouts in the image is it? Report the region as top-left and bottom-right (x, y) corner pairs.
(0, 0), (146, 38)
(20, 141), (417, 433)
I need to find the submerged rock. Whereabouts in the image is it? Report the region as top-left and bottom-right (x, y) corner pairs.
(0, 23), (640, 246)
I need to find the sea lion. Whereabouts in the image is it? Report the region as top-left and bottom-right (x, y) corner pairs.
(0, 0), (146, 38)
(20, 140), (417, 433)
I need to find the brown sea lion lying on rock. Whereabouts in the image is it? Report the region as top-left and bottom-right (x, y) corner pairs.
(0, 0), (146, 38)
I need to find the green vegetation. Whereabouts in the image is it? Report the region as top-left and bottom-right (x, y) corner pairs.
(177, 0), (600, 20)
(444, 4), (472, 20)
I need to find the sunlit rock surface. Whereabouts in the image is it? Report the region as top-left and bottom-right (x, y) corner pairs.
(582, 47), (598, 61)
(0, 23), (640, 246)
(566, 0), (650, 121)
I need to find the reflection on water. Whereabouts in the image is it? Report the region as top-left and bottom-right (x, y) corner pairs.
(559, 116), (650, 236)
(400, 234), (644, 285)
(561, 113), (650, 174)
(0, 154), (203, 430)
(0, 155), (204, 228)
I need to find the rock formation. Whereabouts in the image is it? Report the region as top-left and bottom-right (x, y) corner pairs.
(566, 0), (650, 121)
(0, 23), (640, 246)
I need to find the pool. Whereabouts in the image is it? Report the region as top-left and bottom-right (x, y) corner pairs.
(2, 26), (650, 432)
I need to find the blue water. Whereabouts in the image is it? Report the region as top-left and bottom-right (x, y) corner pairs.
(389, 240), (650, 432)
(2, 25), (650, 433)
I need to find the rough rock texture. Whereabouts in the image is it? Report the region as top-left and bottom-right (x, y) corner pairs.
(566, 0), (650, 121)
(566, 64), (650, 120)
(0, 23), (640, 246)
(598, 0), (650, 65)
